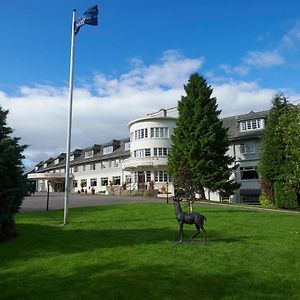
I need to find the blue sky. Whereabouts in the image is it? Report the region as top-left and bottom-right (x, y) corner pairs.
(1, 0), (300, 170)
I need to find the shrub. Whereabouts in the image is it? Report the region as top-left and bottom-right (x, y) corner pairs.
(259, 194), (275, 208)
(274, 181), (298, 209)
(260, 180), (275, 204)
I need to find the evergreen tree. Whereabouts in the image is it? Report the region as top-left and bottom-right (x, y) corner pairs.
(0, 107), (27, 241)
(276, 104), (300, 208)
(168, 73), (239, 200)
(258, 93), (289, 203)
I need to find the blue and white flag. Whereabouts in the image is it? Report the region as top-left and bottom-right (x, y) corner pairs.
(74, 5), (98, 35)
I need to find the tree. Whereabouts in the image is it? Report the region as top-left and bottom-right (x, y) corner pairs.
(168, 73), (239, 202)
(258, 93), (289, 203)
(0, 107), (27, 241)
(278, 104), (300, 192)
(275, 104), (300, 208)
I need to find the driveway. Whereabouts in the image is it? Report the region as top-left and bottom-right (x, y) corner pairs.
(21, 192), (169, 212)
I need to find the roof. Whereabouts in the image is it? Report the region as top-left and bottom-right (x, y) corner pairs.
(221, 110), (268, 141)
(35, 138), (130, 173)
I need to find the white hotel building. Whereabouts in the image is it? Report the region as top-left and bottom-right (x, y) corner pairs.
(28, 107), (267, 203)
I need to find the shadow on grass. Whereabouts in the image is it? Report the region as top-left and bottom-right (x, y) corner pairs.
(0, 221), (250, 268)
(0, 260), (296, 299)
(0, 223), (178, 264)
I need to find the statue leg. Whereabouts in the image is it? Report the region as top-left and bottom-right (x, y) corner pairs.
(176, 223), (184, 243)
(202, 227), (207, 244)
(189, 229), (200, 241)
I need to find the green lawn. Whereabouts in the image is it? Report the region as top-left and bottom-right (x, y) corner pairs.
(0, 204), (299, 300)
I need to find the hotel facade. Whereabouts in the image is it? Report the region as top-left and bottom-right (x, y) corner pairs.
(28, 107), (267, 203)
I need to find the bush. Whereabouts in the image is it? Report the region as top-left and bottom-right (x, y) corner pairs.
(260, 180), (275, 204)
(274, 181), (298, 209)
(259, 194), (275, 208)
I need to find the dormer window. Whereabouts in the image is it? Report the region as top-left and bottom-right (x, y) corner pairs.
(43, 163), (47, 168)
(85, 150), (93, 158)
(103, 146), (113, 154)
(240, 119), (264, 132)
(70, 155), (74, 161)
(54, 158), (59, 165)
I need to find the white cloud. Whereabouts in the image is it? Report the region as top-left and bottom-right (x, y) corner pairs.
(213, 81), (275, 117)
(280, 20), (300, 51)
(218, 64), (250, 76)
(0, 50), (202, 171)
(242, 51), (285, 68)
(94, 50), (204, 95)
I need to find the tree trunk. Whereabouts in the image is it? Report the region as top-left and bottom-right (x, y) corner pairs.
(198, 186), (206, 200)
(187, 198), (193, 213)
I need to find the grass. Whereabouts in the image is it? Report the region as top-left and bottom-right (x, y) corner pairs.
(0, 204), (300, 300)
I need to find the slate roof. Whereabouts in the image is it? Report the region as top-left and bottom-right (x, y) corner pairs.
(221, 110), (268, 141)
(35, 138), (130, 173)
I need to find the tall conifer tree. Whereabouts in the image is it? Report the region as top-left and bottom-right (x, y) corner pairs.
(0, 107), (27, 241)
(258, 93), (289, 202)
(168, 73), (239, 199)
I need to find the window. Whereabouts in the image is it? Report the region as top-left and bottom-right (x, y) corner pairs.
(125, 175), (131, 184)
(124, 142), (130, 151)
(103, 146), (113, 154)
(240, 142), (255, 154)
(70, 155), (74, 161)
(73, 180), (78, 188)
(101, 177), (108, 186)
(85, 150), (93, 158)
(134, 149), (151, 158)
(112, 176), (121, 185)
(54, 158), (59, 165)
(90, 163), (96, 170)
(240, 119), (264, 132)
(134, 172), (138, 183)
(159, 171), (163, 182)
(101, 161), (108, 169)
(154, 170), (172, 182)
(153, 148), (170, 156)
(82, 165), (86, 172)
(90, 178), (97, 187)
(80, 179), (87, 187)
(134, 128), (148, 140)
(240, 167), (259, 180)
(73, 166), (78, 173)
(150, 127), (169, 138)
(146, 171), (151, 182)
(114, 159), (120, 167)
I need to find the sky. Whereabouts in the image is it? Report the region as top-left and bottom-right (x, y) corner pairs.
(1, 0), (300, 171)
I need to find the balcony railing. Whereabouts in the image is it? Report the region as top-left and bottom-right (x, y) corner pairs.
(123, 156), (168, 169)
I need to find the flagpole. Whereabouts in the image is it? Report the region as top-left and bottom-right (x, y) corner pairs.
(64, 9), (76, 225)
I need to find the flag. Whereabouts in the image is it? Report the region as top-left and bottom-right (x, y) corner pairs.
(74, 5), (99, 35)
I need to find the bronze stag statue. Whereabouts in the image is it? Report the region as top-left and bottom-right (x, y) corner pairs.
(173, 196), (207, 243)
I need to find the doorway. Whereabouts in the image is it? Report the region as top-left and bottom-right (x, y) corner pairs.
(138, 171), (145, 190)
